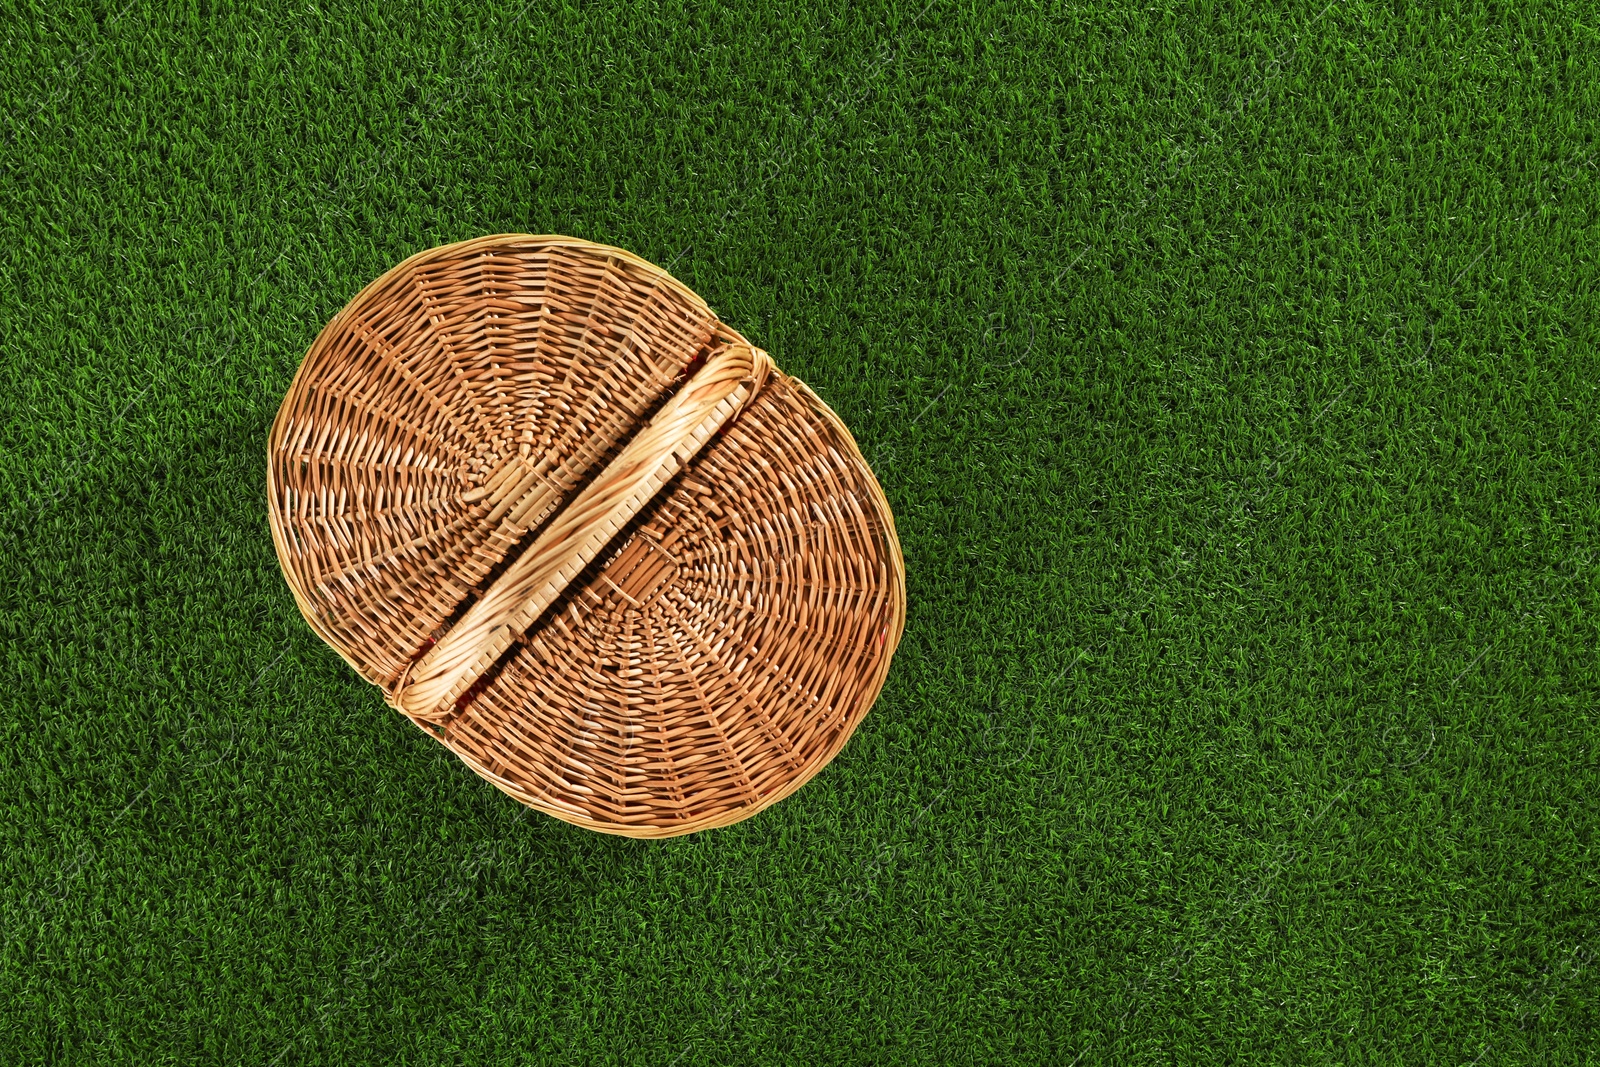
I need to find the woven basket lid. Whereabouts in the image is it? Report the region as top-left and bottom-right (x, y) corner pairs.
(266, 235), (906, 837)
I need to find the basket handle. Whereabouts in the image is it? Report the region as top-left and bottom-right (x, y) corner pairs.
(388, 340), (774, 722)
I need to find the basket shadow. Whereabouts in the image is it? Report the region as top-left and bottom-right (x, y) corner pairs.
(124, 402), (650, 880)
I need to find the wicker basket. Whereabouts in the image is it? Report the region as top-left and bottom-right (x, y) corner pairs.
(266, 235), (906, 837)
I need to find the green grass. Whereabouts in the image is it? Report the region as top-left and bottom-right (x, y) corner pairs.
(2, 0), (1598, 1062)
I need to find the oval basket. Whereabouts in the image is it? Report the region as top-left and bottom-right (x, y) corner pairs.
(266, 235), (906, 837)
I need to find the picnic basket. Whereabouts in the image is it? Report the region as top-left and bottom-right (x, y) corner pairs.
(266, 235), (906, 837)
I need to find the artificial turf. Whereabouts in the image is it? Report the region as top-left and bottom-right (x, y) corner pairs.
(2, 0), (1598, 1062)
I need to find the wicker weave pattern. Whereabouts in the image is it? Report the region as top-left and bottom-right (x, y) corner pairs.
(269, 237), (718, 689)
(268, 235), (905, 836)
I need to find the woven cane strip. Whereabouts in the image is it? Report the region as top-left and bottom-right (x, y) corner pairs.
(269, 235), (905, 837)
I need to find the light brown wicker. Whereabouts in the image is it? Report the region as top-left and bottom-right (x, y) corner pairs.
(266, 235), (905, 837)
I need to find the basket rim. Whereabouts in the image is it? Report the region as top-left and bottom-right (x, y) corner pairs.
(331, 233), (715, 337)
(266, 234), (908, 837)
